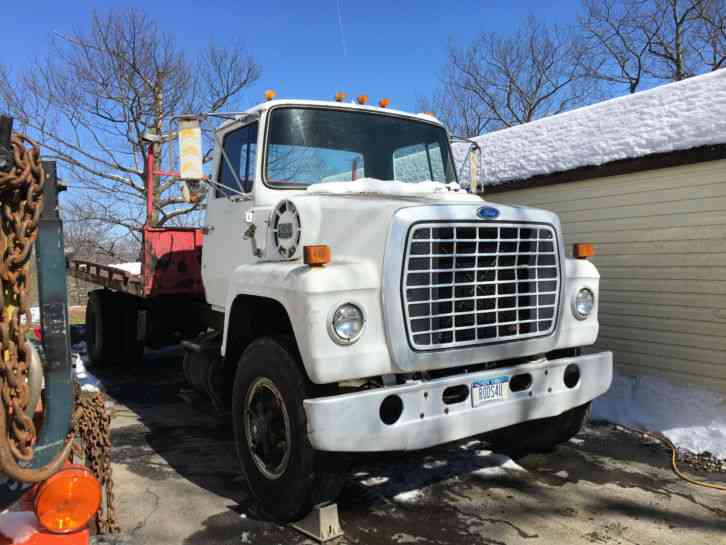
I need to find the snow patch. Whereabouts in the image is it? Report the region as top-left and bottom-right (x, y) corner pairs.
(422, 459), (447, 470)
(71, 341), (102, 392)
(360, 476), (389, 487)
(454, 69), (726, 187)
(307, 178), (465, 196)
(593, 372), (726, 459)
(0, 512), (39, 543)
(472, 451), (527, 477)
(393, 489), (425, 504)
(110, 262), (141, 275)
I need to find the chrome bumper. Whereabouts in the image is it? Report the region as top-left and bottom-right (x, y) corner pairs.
(304, 351), (613, 452)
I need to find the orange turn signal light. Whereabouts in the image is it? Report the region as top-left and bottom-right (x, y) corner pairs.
(378, 98), (391, 108)
(34, 465), (102, 534)
(574, 243), (595, 259)
(356, 95), (368, 105)
(304, 245), (331, 267)
(335, 92), (347, 102)
(264, 89), (277, 101)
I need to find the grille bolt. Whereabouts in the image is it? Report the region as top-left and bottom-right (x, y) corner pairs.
(419, 413), (424, 419)
(548, 387), (552, 393)
(424, 392), (428, 399)
(444, 408), (449, 415)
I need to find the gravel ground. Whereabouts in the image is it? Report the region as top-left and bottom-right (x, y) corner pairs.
(96, 351), (726, 545)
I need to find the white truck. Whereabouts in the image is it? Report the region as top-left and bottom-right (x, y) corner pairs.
(69, 97), (613, 522)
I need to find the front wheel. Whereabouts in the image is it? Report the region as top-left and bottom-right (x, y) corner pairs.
(232, 337), (346, 523)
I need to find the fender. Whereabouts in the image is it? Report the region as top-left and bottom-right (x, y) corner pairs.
(222, 260), (396, 384)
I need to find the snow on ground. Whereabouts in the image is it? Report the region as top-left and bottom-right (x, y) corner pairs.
(110, 262), (141, 275)
(593, 372), (726, 459)
(0, 512), (39, 543)
(453, 68), (726, 188)
(471, 450), (527, 478)
(71, 341), (102, 393)
(393, 489), (425, 504)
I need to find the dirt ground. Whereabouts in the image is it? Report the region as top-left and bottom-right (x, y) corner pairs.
(98, 350), (726, 545)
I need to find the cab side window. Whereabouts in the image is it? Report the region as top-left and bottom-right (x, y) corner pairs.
(216, 122), (258, 197)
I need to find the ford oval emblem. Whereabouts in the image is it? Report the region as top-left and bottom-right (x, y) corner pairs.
(477, 206), (500, 220)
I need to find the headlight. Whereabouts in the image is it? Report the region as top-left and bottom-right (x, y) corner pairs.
(573, 288), (594, 320)
(330, 303), (365, 344)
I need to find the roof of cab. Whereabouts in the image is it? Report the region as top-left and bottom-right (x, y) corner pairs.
(216, 99), (443, 130)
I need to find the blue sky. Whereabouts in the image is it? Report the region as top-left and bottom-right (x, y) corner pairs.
(1, 0), (582, 112)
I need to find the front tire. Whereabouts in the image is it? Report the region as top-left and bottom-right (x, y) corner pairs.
(232, 337), (346, 523)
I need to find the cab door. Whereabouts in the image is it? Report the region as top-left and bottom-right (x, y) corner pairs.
(202, 122), (259, 308)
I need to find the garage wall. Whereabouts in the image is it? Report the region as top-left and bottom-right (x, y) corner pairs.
(486, 159), (726, 393)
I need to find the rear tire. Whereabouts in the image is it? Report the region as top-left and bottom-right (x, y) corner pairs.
(118, 295), (145, 366)
(232, 337), (346, 523)
(484, 402), (591, 455)
(86, 290), (122, 368)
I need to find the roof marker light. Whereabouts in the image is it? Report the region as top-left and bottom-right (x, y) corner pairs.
(335, 92), (347, 102)
(356, 95), (368, 105)
(264, 89), (277, 101)
(379, 98), (390, 108)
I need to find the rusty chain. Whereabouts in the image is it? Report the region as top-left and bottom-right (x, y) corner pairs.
(0, 133), (44, 463)
(72, 386), (120, 533)
(1, 134), (120, 536)
(0, 133), (75, 482)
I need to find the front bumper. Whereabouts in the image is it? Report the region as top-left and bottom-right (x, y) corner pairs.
(304, 351), (613, 452)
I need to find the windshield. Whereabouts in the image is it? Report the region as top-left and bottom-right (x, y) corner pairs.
(264, 107), (456, 188)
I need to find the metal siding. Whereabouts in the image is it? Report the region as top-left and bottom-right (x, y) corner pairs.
(488, 159), (726, 392)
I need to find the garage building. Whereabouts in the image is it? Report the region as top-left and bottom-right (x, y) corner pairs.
(463, 68), (726, 393)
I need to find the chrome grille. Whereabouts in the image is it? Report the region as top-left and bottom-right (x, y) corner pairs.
(402, 222), (560, 350)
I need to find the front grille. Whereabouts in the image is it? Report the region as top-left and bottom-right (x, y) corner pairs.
(402, 222), (560, 350)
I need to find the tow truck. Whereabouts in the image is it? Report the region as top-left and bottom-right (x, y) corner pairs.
(66, 93), (613, 523)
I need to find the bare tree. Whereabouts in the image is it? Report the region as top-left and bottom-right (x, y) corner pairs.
(63, 200), (138, 263)
(579, 0), (657, 93)
(579, 0), (726, 93)
(692, 0), (726, 69)
(430, 17), (595, 137)
(418, 80), (492, 138)
(0, 9), (260, 236)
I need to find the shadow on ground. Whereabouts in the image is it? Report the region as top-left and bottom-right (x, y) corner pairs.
(97, 350), (726, 545)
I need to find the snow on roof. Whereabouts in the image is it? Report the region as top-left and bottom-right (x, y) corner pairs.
(463, 68), (726, 187)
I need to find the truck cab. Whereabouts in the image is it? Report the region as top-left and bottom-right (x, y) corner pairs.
(195, 98), (613, 522)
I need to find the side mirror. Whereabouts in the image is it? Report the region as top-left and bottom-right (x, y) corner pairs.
(178, 117), (204, 181)
(177, 116), (204, 203)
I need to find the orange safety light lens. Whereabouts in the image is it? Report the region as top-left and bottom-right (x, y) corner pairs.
(574, 243), (595, 259)
(304, 245), (331, 266)
(34, 466), (102, 534)
(378, 98), (391, 108)
(264, 89), (277, 101)
(335, 92), (347, 102)
(356, 95), (368, 105)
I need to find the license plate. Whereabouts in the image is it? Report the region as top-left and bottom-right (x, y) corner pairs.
(472, 376), (510, 407)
